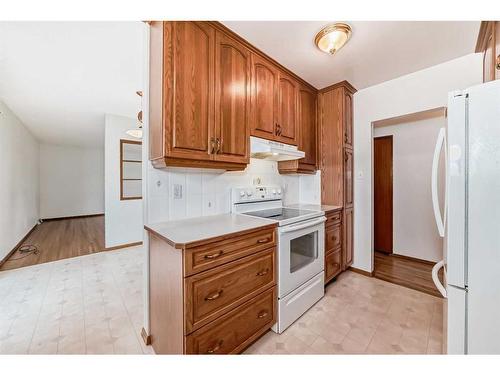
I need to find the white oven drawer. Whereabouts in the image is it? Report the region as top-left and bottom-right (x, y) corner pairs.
(273, 272), (324, 334)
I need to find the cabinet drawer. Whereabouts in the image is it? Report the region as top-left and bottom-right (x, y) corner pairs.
(325, 249), (342, 283)
(325, 224), (341, 252)
(186, 287), (276, 354)
(184, 227), (276, 276)
(326, 210), (342, 227)
(185, 248), (276, 333)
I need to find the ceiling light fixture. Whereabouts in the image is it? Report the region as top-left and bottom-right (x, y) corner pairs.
(314, 23), (352, 55)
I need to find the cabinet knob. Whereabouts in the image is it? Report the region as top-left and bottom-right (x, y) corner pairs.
(205, 290), (223, 301)
(207, 339), (224, 354)
(496, 54), (500, 70)
(210, 137), (216, 154)
(257, 310), (269, 319)
(216, 138), (221, 154)
(204, 250), (223, 259)
(257, 238), (270, 244)
(256, 268), (269, 277)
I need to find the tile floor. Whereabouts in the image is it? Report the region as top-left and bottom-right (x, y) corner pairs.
(0, 246), (443, 355)
(0, 245), (151, 354)
(245, 271), (444, 354)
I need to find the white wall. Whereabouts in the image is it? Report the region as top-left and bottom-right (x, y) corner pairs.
(39, 143), (104, 219)
(354, 53), (483, 272)
(0, 100), (40, 260)
(105, 114), (143, 248)
(373, 118), (445, 262)
(147, 159), (320, 224)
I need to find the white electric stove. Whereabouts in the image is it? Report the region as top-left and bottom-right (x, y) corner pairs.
(232, 186), (325, 333)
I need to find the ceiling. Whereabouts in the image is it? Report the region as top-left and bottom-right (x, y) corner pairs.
(0, 21), (480, 148)
(222, 21), (481, 90)
(0, 22), (143, 147)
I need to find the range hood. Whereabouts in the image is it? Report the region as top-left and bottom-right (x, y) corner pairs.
(250, 136), (305, 161)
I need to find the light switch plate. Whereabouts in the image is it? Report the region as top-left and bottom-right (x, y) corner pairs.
(173, 184), (183, 199)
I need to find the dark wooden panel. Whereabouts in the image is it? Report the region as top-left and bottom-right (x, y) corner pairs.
(374, 251), (444, 298)
(169, 21), (214, 160)
(214, 31), (250, 164)
(343, 207), (354, 269)
(250, 53), (278, 140)
(276, 72), (298, 145)
(184, 248), (276, 333)
(374, 135), (393, 254)
(186, 287), (276, 354)
(0, 216), (106, 272)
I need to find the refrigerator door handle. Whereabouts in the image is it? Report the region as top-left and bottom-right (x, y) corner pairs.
(432, 127), (447, 237)
(432, 259), (447, 298)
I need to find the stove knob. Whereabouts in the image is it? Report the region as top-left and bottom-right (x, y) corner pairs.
(272, 189), (277, 195)
(246, 190), (253, 197)
(239, 191), (246, 198)
(277, 189), (282, 195)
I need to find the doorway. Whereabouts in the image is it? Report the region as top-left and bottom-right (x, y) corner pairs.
(374, 135), (393, 254)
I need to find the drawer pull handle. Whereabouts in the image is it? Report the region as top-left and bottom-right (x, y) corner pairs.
(256, 269), (269, 277)
(257, 310), (269, 319)
(257, 238), (270, 244)
(205, 290), (223, 301)
(207, 339), (224, 354)
(204, 251), (223, 259)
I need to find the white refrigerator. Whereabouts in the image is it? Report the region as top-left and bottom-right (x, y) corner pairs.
(431, 79), (500, 354)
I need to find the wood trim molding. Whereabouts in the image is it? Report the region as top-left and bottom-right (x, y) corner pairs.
(141, 327), (151, 345)
(42, 213), (104, 221)
(348, 266), (373, 277)
(0, 223), (38, 267)
(475, 21), (495, 52)
(372, 106), (447, 128)
(388, 253), (437, 266)
(319, 80), (357, 94)
(105, 241), (143, 251)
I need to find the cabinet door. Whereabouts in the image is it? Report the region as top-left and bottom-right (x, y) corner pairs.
(344, 92), (353, 147)
(343, 208), (353, 269)
(344, 147), (353, 208)
(168, 22), (215, 160)
(277, 73), (298, 145)
(251, 53), (278, 140)
(214, 31), (250, 164)
(298, 86), (317, 168)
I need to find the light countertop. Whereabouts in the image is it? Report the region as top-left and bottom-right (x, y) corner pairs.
(145, 213), (277, 248)
(286, 203), (343, 213)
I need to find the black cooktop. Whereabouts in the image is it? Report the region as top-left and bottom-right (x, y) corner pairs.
(243, 207), (315, 221)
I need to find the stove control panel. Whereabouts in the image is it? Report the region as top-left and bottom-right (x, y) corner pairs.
(232, 186), (282, 203)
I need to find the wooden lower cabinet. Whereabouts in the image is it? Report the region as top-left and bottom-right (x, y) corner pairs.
(324, 209), (343, 284)
(147, 224), (277, 354)
(325, 249), (342, 283)
(186, 288), (276, 354)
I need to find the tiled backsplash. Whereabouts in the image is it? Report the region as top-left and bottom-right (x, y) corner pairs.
(147, 158), (321, 223)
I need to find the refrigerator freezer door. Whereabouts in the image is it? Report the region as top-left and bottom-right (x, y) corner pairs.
(466, 80), (500, 354)
(447, 285), (466, 354)
(446, 93), (467, 289)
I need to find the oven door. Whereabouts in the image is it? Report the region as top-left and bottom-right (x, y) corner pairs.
(278, 216), (326, 298)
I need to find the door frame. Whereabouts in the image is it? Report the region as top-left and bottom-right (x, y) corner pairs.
(373, 135), (393, 255)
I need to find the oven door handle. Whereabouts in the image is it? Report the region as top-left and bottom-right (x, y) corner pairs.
(280, 216), (326, 233)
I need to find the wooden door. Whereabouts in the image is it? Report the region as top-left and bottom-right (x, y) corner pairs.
(277, 73), (298, 145)
(344, 92), (353, 147)
(168, 22), (215, 161)
(214, 31), (250, 164)
(343, 208), (353, 269)
(344, 148), (353, 208)
(298, 86), (317, 168)
(374, 136), (393, 254)
(250, 53), (278, 140)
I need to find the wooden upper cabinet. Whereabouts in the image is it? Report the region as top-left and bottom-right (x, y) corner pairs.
(169, 22), (214, 161)
(250, 53), (278, 140)
(214, 31), (250, 165)
(344, 92), (353, 147)
(476, 21), (500, 83)
(276, 72), (298, 145)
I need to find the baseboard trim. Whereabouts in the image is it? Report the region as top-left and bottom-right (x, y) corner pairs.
(141, 327), (151, 346)
(105, 241), (143, 251)
(348, 266), (373, 277)
(42, 213), (104, 221)
(0, 223), (38, 268)
(387, 252), (436, 266)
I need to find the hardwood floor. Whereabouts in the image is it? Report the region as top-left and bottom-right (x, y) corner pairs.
(373, 251), (443, 298)
(0, 215), (105, 272)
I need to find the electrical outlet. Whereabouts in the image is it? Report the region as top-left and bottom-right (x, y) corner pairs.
(173, 184), (183, 199)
